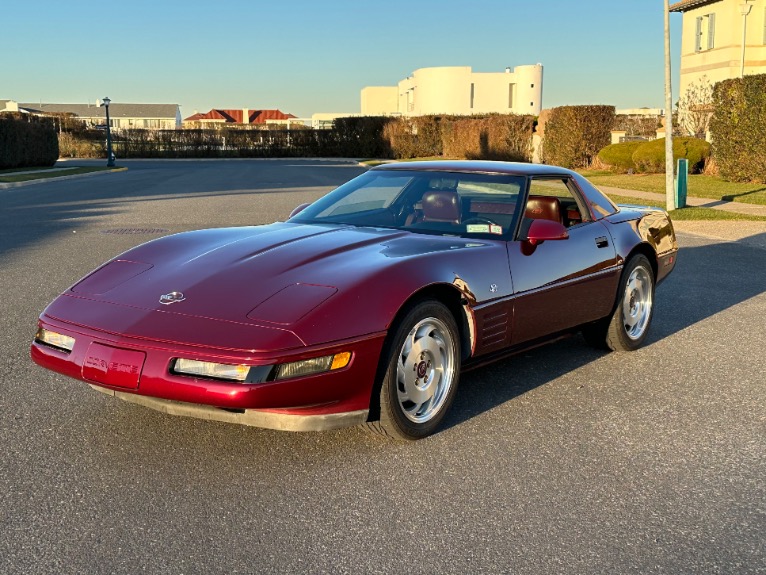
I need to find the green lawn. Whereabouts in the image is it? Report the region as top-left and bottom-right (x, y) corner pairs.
(579, 171), (766, 206)
(0, 166), (124, 183)
(606, 193), (766, 221)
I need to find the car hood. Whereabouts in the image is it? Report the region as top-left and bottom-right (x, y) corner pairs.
(42, 222), (505, 350)
(66, 223), (409, 324)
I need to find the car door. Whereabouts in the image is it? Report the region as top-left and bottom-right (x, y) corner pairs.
(507, 176), (620, 345)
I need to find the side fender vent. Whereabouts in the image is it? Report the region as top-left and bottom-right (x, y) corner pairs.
(480, 310), (509, 348)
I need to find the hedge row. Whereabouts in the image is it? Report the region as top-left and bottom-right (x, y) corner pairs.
(56, 115), (537, 161)
(441, 115), (535, 161)
(0, 113), (59, 169)
(542, 105), (615, 169)
(709, 74), (766, 183)
(598, 137), (711, 174)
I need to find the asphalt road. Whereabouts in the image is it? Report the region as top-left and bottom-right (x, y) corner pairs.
(1, 159), (764, 574)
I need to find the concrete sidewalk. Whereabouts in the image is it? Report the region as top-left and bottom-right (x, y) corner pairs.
(598, 185), (766, 217)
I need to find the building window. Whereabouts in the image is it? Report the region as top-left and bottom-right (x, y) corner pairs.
(695, 13), (715, 51)
(508, 83), (514, 109)
(470, 83), (475, 109)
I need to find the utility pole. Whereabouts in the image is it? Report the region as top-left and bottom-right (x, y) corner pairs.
(664, 0), (675, 211)
(740, 1), (754, 77)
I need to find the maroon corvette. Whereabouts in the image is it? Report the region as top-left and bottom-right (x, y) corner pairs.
(32, 161), (677, 440)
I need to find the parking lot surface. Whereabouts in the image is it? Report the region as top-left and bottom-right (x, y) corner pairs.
(1, 160), (764, 574)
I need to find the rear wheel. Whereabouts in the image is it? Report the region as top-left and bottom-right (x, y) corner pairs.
(583, 254), (655, 352)
(365, 300), (460, 440)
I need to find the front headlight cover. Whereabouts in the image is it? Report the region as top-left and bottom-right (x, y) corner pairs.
(35, 328), (76, 353)
(173, 358), (250, 382)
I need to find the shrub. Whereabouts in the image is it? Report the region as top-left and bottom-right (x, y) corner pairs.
(709, 74), (766, 183)
(333, 116), (394, 158)
(0, 113), (59, 168)
(597, 141), (644, 172)
(441, 114), (534, 161)
(542, 105), (615, 168)
(383, 116), (443, 159)
(57, 132), (104, 158)
(631, 137), (710, 173)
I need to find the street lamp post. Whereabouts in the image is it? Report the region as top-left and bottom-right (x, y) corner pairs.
(102, 97), (115, 167)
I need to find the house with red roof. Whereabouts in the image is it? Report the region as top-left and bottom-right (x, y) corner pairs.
(183, 108), (297, 127)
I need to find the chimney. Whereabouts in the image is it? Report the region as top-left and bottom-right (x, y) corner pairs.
(242, 108), (250, 124)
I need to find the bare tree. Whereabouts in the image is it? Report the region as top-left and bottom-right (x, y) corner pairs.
(677, 76), (714, 138)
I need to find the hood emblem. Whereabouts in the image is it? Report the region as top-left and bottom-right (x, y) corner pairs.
(159, 291), (186, 305)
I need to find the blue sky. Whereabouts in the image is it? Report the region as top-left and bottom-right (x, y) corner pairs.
(2, 0), (682, 118)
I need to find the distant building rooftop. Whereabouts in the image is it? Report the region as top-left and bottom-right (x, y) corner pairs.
(184, 108), (296, 124)
(18, 102), (179, 119)
(669, 0), (721, 12)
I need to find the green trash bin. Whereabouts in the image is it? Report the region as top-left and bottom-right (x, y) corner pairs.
(675, 158), (688, 208)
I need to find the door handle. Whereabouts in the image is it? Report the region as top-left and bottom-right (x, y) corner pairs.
(595, 236), (609, 248)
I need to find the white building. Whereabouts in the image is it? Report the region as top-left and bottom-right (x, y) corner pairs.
(0, 100), (181, 129)
(310, 112), (359, 129)
(670, 0), (766, 95)
(361, 64), (544, 117)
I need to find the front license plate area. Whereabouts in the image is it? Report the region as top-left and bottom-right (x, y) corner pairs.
(82, 343), (145, 389)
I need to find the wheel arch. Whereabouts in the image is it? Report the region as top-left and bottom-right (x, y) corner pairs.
(393, 283), (473, 362)
(625, 242), (658, 282)
(366, 282), (471, 423)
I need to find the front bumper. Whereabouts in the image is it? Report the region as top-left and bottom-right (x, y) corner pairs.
(91, 385), (369, 431)
(31, 315), (386, 431)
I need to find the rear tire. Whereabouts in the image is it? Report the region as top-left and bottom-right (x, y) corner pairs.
(583, 254), (655, 352)
(365, 300), (460, 440)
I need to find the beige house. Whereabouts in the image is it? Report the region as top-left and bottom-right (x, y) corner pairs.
(670, 0), (766, 95)
(361, 64), (544, 117)
(1, 100), (181, 129)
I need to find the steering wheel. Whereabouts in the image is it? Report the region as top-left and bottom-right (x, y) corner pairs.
(463, 217), (500, 227)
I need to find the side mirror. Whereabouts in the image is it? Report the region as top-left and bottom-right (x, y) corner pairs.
(525, 219), (569, 246)
(288, 203), (311, 219)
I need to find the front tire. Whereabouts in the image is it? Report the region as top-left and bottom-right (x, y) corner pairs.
(583, 254), (655, 352)
(366, 300), (461, 440)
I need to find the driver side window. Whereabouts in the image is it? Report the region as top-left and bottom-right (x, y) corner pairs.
(526, 178), (590, 228)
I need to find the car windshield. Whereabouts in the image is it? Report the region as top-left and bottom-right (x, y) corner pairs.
(290, 169), (526, 238)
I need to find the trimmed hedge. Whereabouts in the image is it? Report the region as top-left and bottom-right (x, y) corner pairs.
(597, 137), (710, 173)
(543, 105), (615, 169)
(0, 113), (59, 168)
(631, 137), (710, 173)
(382, 116), (442, 158)
(333, 116), (393, 158)
(709, 74), (766, 182)
(53, 113), (535, 161)
(441, 114), (534, 161)
(597, 141), (644, 172)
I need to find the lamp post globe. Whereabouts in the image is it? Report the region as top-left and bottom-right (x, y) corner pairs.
(102, 97), (115, 167)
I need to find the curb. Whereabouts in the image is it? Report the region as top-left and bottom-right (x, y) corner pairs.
(0, 167), (128, 190)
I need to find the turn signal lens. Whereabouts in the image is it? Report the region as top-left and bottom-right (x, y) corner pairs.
(173, 359), (250, 382)
(274, 352), (351, 381)
(35, 328), (76, 352)
(330, 352), (351, 370)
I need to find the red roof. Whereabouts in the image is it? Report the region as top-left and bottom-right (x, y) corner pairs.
(183, 108), (296, 124)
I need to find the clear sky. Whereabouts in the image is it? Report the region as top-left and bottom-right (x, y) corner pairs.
(1, 0), (682, 119)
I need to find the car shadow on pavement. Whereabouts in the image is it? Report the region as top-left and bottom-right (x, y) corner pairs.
(440, 232), (766, 433)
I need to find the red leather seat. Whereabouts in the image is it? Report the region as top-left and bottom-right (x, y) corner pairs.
(422, 191), (461, 224)
(525, 196), (562, 224)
